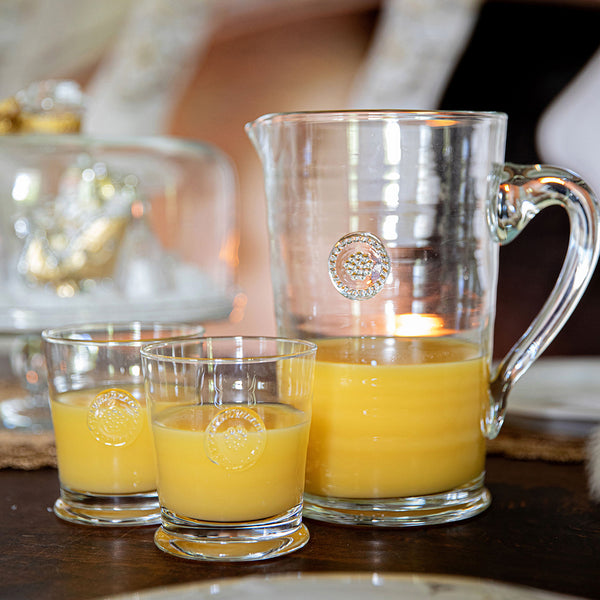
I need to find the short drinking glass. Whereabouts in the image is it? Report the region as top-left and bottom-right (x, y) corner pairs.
(42, 322), (204, 526)
(141, 336), (317, 561)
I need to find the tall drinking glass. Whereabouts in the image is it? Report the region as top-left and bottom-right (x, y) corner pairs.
(246, 110), (600, 526)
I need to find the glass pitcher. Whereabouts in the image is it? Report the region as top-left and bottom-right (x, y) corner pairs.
(246, 111), (599, 527)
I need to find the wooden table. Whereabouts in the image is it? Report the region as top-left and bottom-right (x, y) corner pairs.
(1, 456), (599, 600)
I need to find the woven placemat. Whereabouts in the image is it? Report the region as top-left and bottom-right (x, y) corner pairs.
(0, 380), (57, 469)
(487, 423), (586, 463)
(0, 430), (57, 469)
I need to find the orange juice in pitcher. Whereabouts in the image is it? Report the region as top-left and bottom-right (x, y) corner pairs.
(306, 337), (488, 499)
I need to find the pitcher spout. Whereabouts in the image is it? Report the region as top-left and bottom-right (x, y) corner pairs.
(244, 114), (276, 165)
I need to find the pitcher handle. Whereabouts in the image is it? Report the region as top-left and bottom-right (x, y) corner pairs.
(486, 163), (600, 439)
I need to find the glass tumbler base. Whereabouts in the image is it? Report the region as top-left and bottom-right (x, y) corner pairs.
(154, 505), (309, 562)
(54, 488), (160, 526)
(303, 475), (491, 527)
(155, 522), (309, 562)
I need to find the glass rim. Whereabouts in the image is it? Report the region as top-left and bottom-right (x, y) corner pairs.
(41, 321), (205, 347)
(246, 109), (508, 129)
(140, 335), (318, 364)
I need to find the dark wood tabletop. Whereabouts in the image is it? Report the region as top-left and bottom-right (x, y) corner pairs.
(1, 456), (599, 600)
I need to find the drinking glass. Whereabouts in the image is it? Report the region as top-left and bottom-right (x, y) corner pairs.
(141, 336), (316, 561)
(246, 110), (600, 526)
(42, 322), (204, 526)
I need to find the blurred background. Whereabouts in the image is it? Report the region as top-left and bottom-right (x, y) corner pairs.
(1, 0), (599, 358)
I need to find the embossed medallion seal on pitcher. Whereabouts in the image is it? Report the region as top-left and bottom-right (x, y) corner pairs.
(328, 232), (390, 300)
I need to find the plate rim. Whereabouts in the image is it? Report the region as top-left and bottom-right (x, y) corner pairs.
(505, 357), (600, 423)
(103, 571), (581, 600)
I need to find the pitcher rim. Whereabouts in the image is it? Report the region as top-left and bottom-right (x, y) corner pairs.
(246, 109), (508, 128)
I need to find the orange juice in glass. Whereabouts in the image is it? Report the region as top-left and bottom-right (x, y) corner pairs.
(141, 336), (316, 561)
(42, 322), (203, 526)
(50, 385), (156, 494)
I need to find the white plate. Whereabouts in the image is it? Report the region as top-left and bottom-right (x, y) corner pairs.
(506, 357), (600, 426)
(104, 572), (581, 600)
